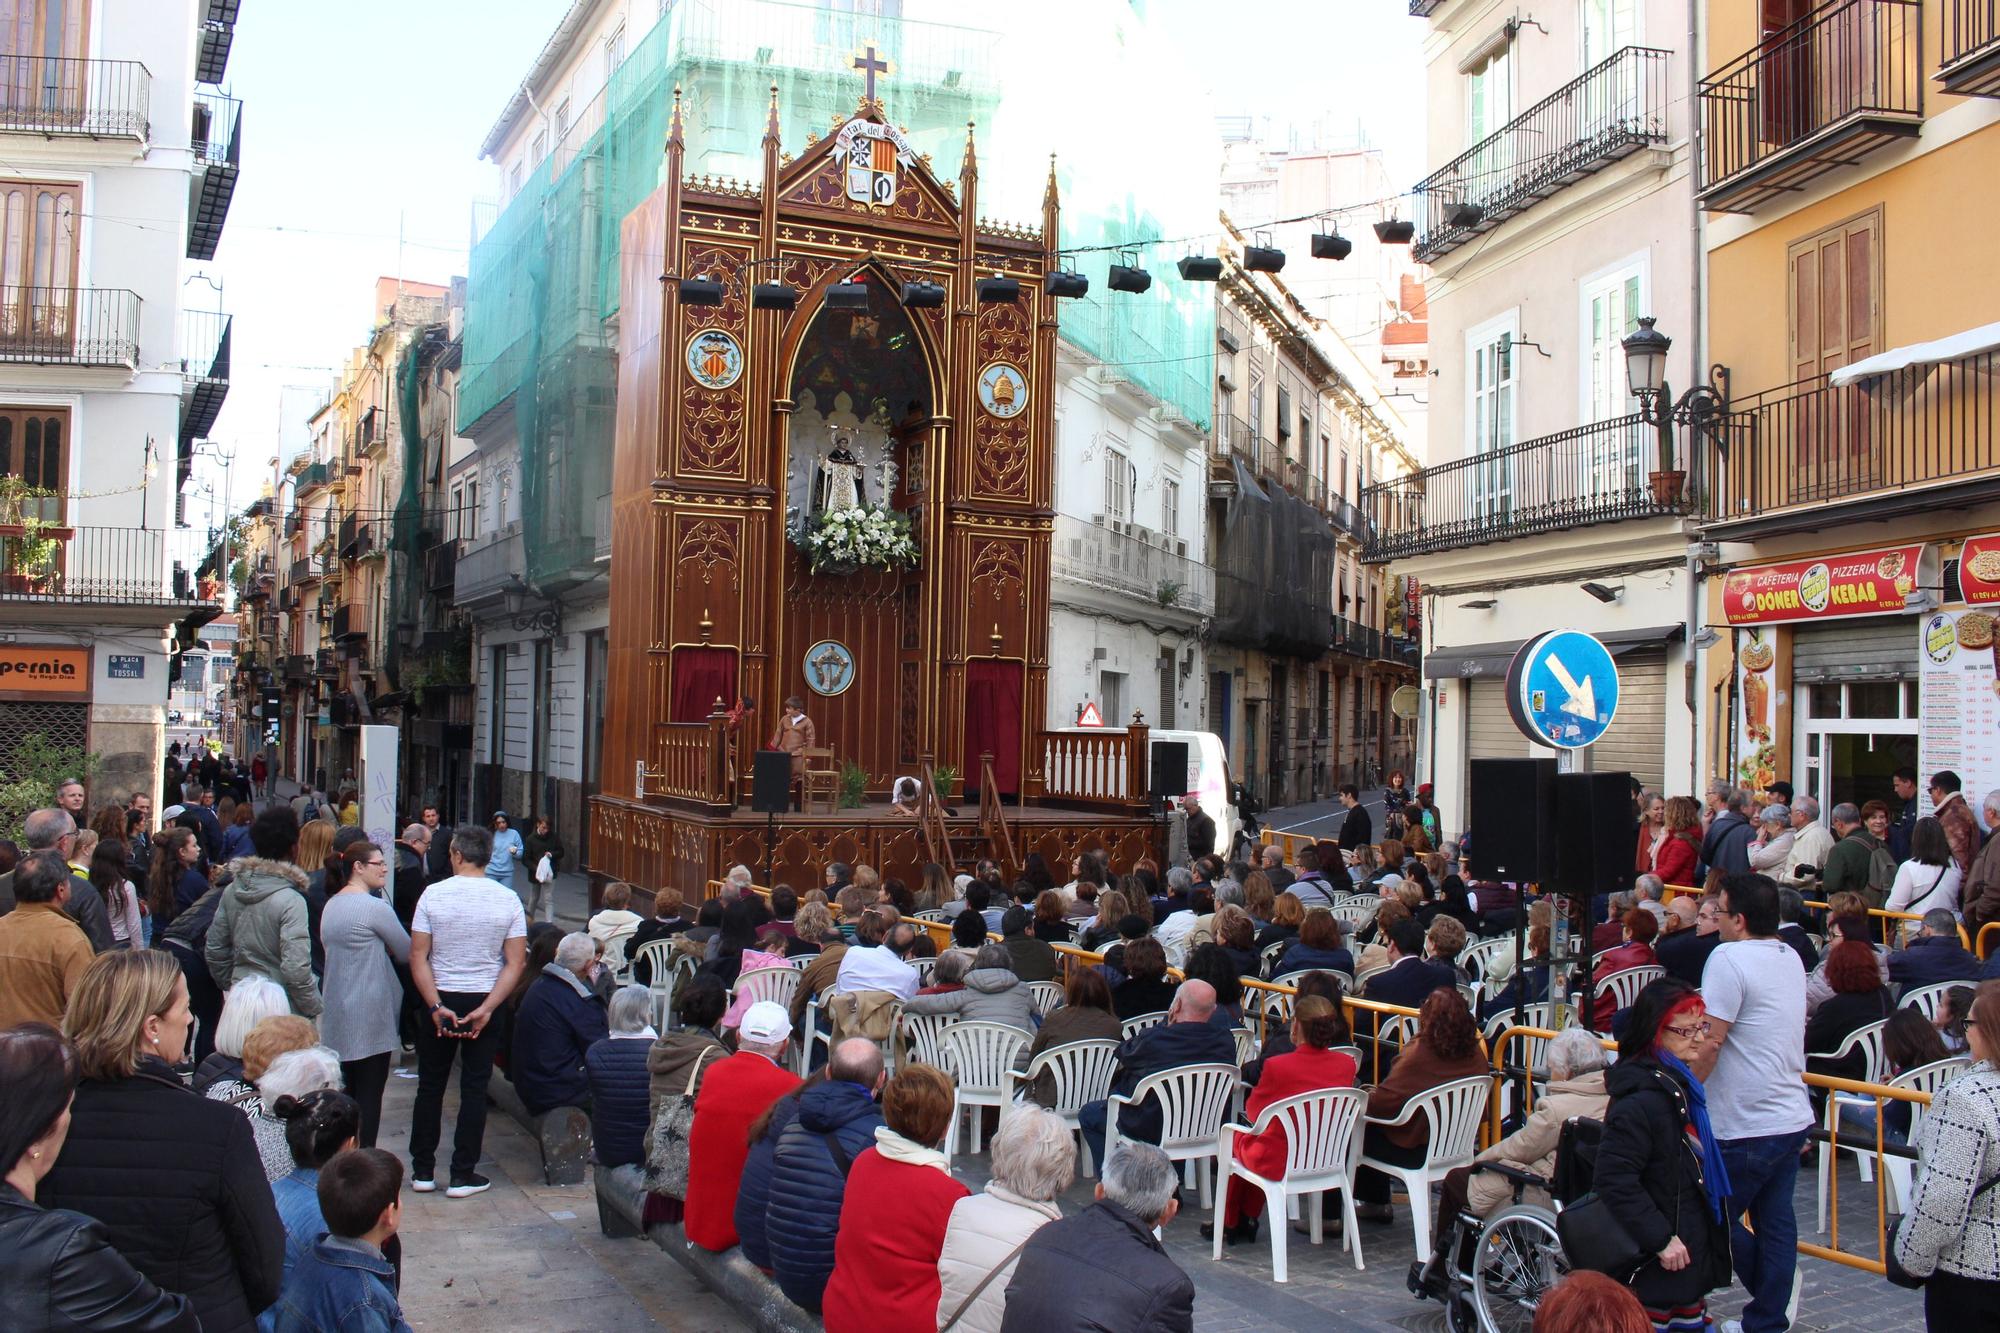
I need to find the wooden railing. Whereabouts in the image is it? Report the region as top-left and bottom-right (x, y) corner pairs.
(917, 754), (953, 873)
(1039, 717), (1150, 811)
(979, 753), (1018, 879)
(646, 708), (731, 807)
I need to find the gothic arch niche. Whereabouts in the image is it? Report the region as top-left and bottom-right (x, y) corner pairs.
(778, 267), (938, 787)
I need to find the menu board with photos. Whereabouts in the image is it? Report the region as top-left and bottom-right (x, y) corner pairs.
(1918, 608), (2000, 822)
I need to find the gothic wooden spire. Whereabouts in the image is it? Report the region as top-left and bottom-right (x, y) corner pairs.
(1042, 153), (1060, 252)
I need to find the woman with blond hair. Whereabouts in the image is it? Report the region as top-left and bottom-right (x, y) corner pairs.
(204, 1014), (323, 1181)
(41, 951), (284, 1333)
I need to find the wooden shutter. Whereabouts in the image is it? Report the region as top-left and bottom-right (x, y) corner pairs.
(1788, 208), (1882, 382)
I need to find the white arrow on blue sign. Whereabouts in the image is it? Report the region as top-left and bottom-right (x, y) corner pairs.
(1505, 629), (1621, 750)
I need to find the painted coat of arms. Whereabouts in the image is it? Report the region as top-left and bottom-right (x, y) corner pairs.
(833, 118), (914, 207)
(686, 329), (744, 390)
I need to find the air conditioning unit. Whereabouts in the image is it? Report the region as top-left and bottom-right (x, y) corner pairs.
(1174, 540), (1188, 557)
(1401, 359), (1424, 375)
(1110, 520), (1128, 535)
(1091, 513), (1107, 528)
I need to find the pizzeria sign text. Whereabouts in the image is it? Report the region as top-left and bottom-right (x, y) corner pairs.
(1721, 544), (1928, 626)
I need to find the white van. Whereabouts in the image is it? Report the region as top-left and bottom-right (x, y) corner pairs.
(1148, 728), (1243, 852)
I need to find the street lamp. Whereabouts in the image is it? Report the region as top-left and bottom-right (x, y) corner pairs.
(1620, 315), (1732, 446)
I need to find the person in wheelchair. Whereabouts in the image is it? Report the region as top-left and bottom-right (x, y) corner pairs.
(1412, 1027), (1611, 1293)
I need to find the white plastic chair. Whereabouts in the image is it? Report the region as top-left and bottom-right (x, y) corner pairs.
(731, 965), (799, 1014)
(1027, 980), (1066, 1019)
(1230, 1026), (1260, 1068)
(1105, 1062), (1240, 1209)
(1255, 985), (1296, 1036)
(938, 1021), (1031, 1156)
(1211, 1086), (1369, 1280)
(1813, 1018), (1891, 1235)
(901, 1011), (955, 1071)
(1121, 1010), (1169, 1040)
(1259, 938), (1290, 977)
(1357, 1074), (1491, 1265)
(1270, 967), (1355, 996)
(1006, 1037), (1121, 1176)
(1352, 963), (1389, 991)
(1331, 900), (1381, 932)
(1898, 982), (1960, 1024)
(910, 956), (939, 985)
(630, 939), (681, 1032)
(1457, 937), (1513, 987)
(1878, 1057), (1972, 1212)
(1590, 966), (1664, 1031)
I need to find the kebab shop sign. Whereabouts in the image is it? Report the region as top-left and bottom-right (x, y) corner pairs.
(1722, 545), (1924, 626)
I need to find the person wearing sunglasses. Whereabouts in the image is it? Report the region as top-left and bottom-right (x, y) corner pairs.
(317, 841), (410, 1149)
(1595, 976), (1733, 1331)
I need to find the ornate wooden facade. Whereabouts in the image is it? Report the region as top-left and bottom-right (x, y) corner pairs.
(589, 88), (1156, 893)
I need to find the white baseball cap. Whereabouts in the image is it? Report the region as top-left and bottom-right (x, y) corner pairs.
(738, 1001), (792, 1047)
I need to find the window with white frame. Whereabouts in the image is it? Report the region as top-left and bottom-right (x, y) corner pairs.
(1162, 476), (1180, 540)
(606, 25), (627, 79)
(554, 100), (570, 146)
(1582, 0), (1639, 68)
(1103, 445), (1131, 521)
(1580, 256), (1648, 496)
(531, 129), (547, 166)
(1466, 311), (1518, 519)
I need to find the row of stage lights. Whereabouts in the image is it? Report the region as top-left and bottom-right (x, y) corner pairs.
(674, 211), (1466, 311)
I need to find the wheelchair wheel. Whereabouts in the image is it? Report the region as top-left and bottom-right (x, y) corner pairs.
(1445, 1292), (1480, 1333)
(1469, 1205), (1567, 1333)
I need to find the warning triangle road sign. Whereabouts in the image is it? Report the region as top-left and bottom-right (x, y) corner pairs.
(1076, 701), (1105, 727)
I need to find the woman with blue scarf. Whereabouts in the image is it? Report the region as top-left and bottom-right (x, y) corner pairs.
(1597, 977), (1735, 1332)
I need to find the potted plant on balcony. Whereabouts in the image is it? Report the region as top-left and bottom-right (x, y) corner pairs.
(0, 479), (66, 593)
(1646, 405), (1684, 507)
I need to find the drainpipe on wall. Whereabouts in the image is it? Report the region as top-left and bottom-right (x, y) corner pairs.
(1684, 0), (1708, 791)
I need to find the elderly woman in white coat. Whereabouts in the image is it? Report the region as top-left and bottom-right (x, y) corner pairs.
(935, 1104), (1075, 1333)
(1748, 803), (1796, 874)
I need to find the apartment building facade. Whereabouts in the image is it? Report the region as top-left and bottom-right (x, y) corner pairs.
(0, 0), (238, 807)
(1209, 220), (1420, 809)
(1692, 0), (2000, 820)
(1376, 0), (1702, 834)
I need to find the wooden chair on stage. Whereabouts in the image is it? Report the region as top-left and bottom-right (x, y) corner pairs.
(799, 747), (839, 814)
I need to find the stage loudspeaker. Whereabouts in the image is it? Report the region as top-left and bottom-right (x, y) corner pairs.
(1552, 770), (1636, 898)
(751, 751), (793, 815)
(1467, 757), (1555, 883)
(1150, 740), (1189, 804)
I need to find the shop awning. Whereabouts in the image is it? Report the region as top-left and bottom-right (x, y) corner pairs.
(1828, 320), (2000, 387)
(1423, 624), (1685, 680)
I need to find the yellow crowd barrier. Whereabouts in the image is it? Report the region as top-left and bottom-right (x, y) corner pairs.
(1660, 883), (1972, 950)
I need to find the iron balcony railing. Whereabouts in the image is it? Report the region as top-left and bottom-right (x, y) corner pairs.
(187, 90), (240, 260)
(179, 310), (230, 443)
(1212, 417), (1332, 514)
(0, 286), (140, 368)
(332, 603), (362, 641)
(1050, 515), (1213, 615)
(1940, 0), (2000, 94)
(1414, 46), (1671, 261)
(0, 55), (149, 140)
(424, 539), (458, 591)
(1702, 348), (2000, 532)
(297, 462), (329, 493)
(1697, 0), (1922, 212)
(1331, 615), (1382, 660)
(0, 526), (216, 605)
(1363, 412), (1684, 561)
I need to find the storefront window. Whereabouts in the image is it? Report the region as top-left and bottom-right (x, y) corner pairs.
(1847, 681), (1901, 719)
(1808, 683), (1842, 717)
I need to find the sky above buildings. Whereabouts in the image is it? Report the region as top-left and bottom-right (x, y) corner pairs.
(198, 0), (1423, 524)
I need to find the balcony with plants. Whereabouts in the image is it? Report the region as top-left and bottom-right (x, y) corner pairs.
(0, 479), (217, 608)
(1697, 0), (1922, 213)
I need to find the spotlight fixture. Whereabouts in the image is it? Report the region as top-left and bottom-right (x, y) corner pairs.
(976, 274), (1020, 303)
(1310, 229), (1352, 260)
(1447, 201), (1485, 229)
(677, 274), (724, 306)
(751, 280), (798, 311)
(1044, 268), (1089, 298)
(1460, 598), (1497, 610)
(1177, 254), (1223, 282)
(1108, 249), (1152, 293)
(825, 281), (870, 312)
(1374, 218), (1415, 245)
(1579, 581), (1622, 604)
(899, 280), (947, 308)
(1243, 234), (1286, 273)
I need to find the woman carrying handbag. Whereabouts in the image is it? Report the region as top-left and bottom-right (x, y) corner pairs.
(1588, 977), (1732, 1332)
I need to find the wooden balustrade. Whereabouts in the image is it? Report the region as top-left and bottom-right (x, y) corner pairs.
(1039, 718), (1150, 811)
(648, 708), (731, 807)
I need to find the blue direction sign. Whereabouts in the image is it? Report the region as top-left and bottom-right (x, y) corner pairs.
(1505, 629), (1620, 750)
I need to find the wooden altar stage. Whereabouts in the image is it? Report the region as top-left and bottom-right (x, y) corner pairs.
(586, 795), (1160, 898)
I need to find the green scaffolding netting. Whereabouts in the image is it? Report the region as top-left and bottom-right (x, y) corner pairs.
(459, 0), (1217, 588)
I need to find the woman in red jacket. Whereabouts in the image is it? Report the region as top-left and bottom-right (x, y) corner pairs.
(1648, 795), (1702, 887)
(820, 1063), (971, 1332)
(682, 1003), (803, 1252)
(1207, 994), (1357, 1246)
(1588, 909), (1661, 1031)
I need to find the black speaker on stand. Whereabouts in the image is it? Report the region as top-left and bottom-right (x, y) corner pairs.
(1467, 757), (1556, 882)
(751, 751), (793, 886)
(1149, 739), (1188, 864)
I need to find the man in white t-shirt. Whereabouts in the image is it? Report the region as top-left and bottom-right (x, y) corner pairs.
(1698, 872), (1811, 1333)
(832, 907), (918, 1001)
(408, 823), (528, 1198)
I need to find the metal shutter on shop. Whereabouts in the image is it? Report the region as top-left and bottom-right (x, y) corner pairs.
(1791, 618), (1918, 682)
(1590, 649), (1667, 790)
(1466, 679), (1527, 760)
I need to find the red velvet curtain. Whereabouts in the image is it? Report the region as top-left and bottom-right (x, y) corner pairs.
(963, 660), (1023, 797)
(669, 648), (737, 724)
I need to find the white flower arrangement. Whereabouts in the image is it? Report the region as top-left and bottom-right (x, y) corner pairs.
(791, 503), (920, 573)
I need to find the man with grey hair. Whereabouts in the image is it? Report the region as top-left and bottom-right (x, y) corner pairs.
(1887, 907), (1984, 988)
(54, 777), (86, 818)
(999, 1141), (1193, 1332)
(939, 1103), (1080, 1330)
(1964, 790), (2000, 932)
(511, 931), (609, 1119)
(1257, 841), (1294, 892)
(1631, 874), (1668, 926)
(1820, 800), (1884, 901)
(408, 822), (529, 1197)
(1779, 795), (1834, 889)
(1078, 979), (1236, 1171)
(1700, 786), (1755, 876)
(833, 904), (918, 1000)
(0, 807), (110, 949)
